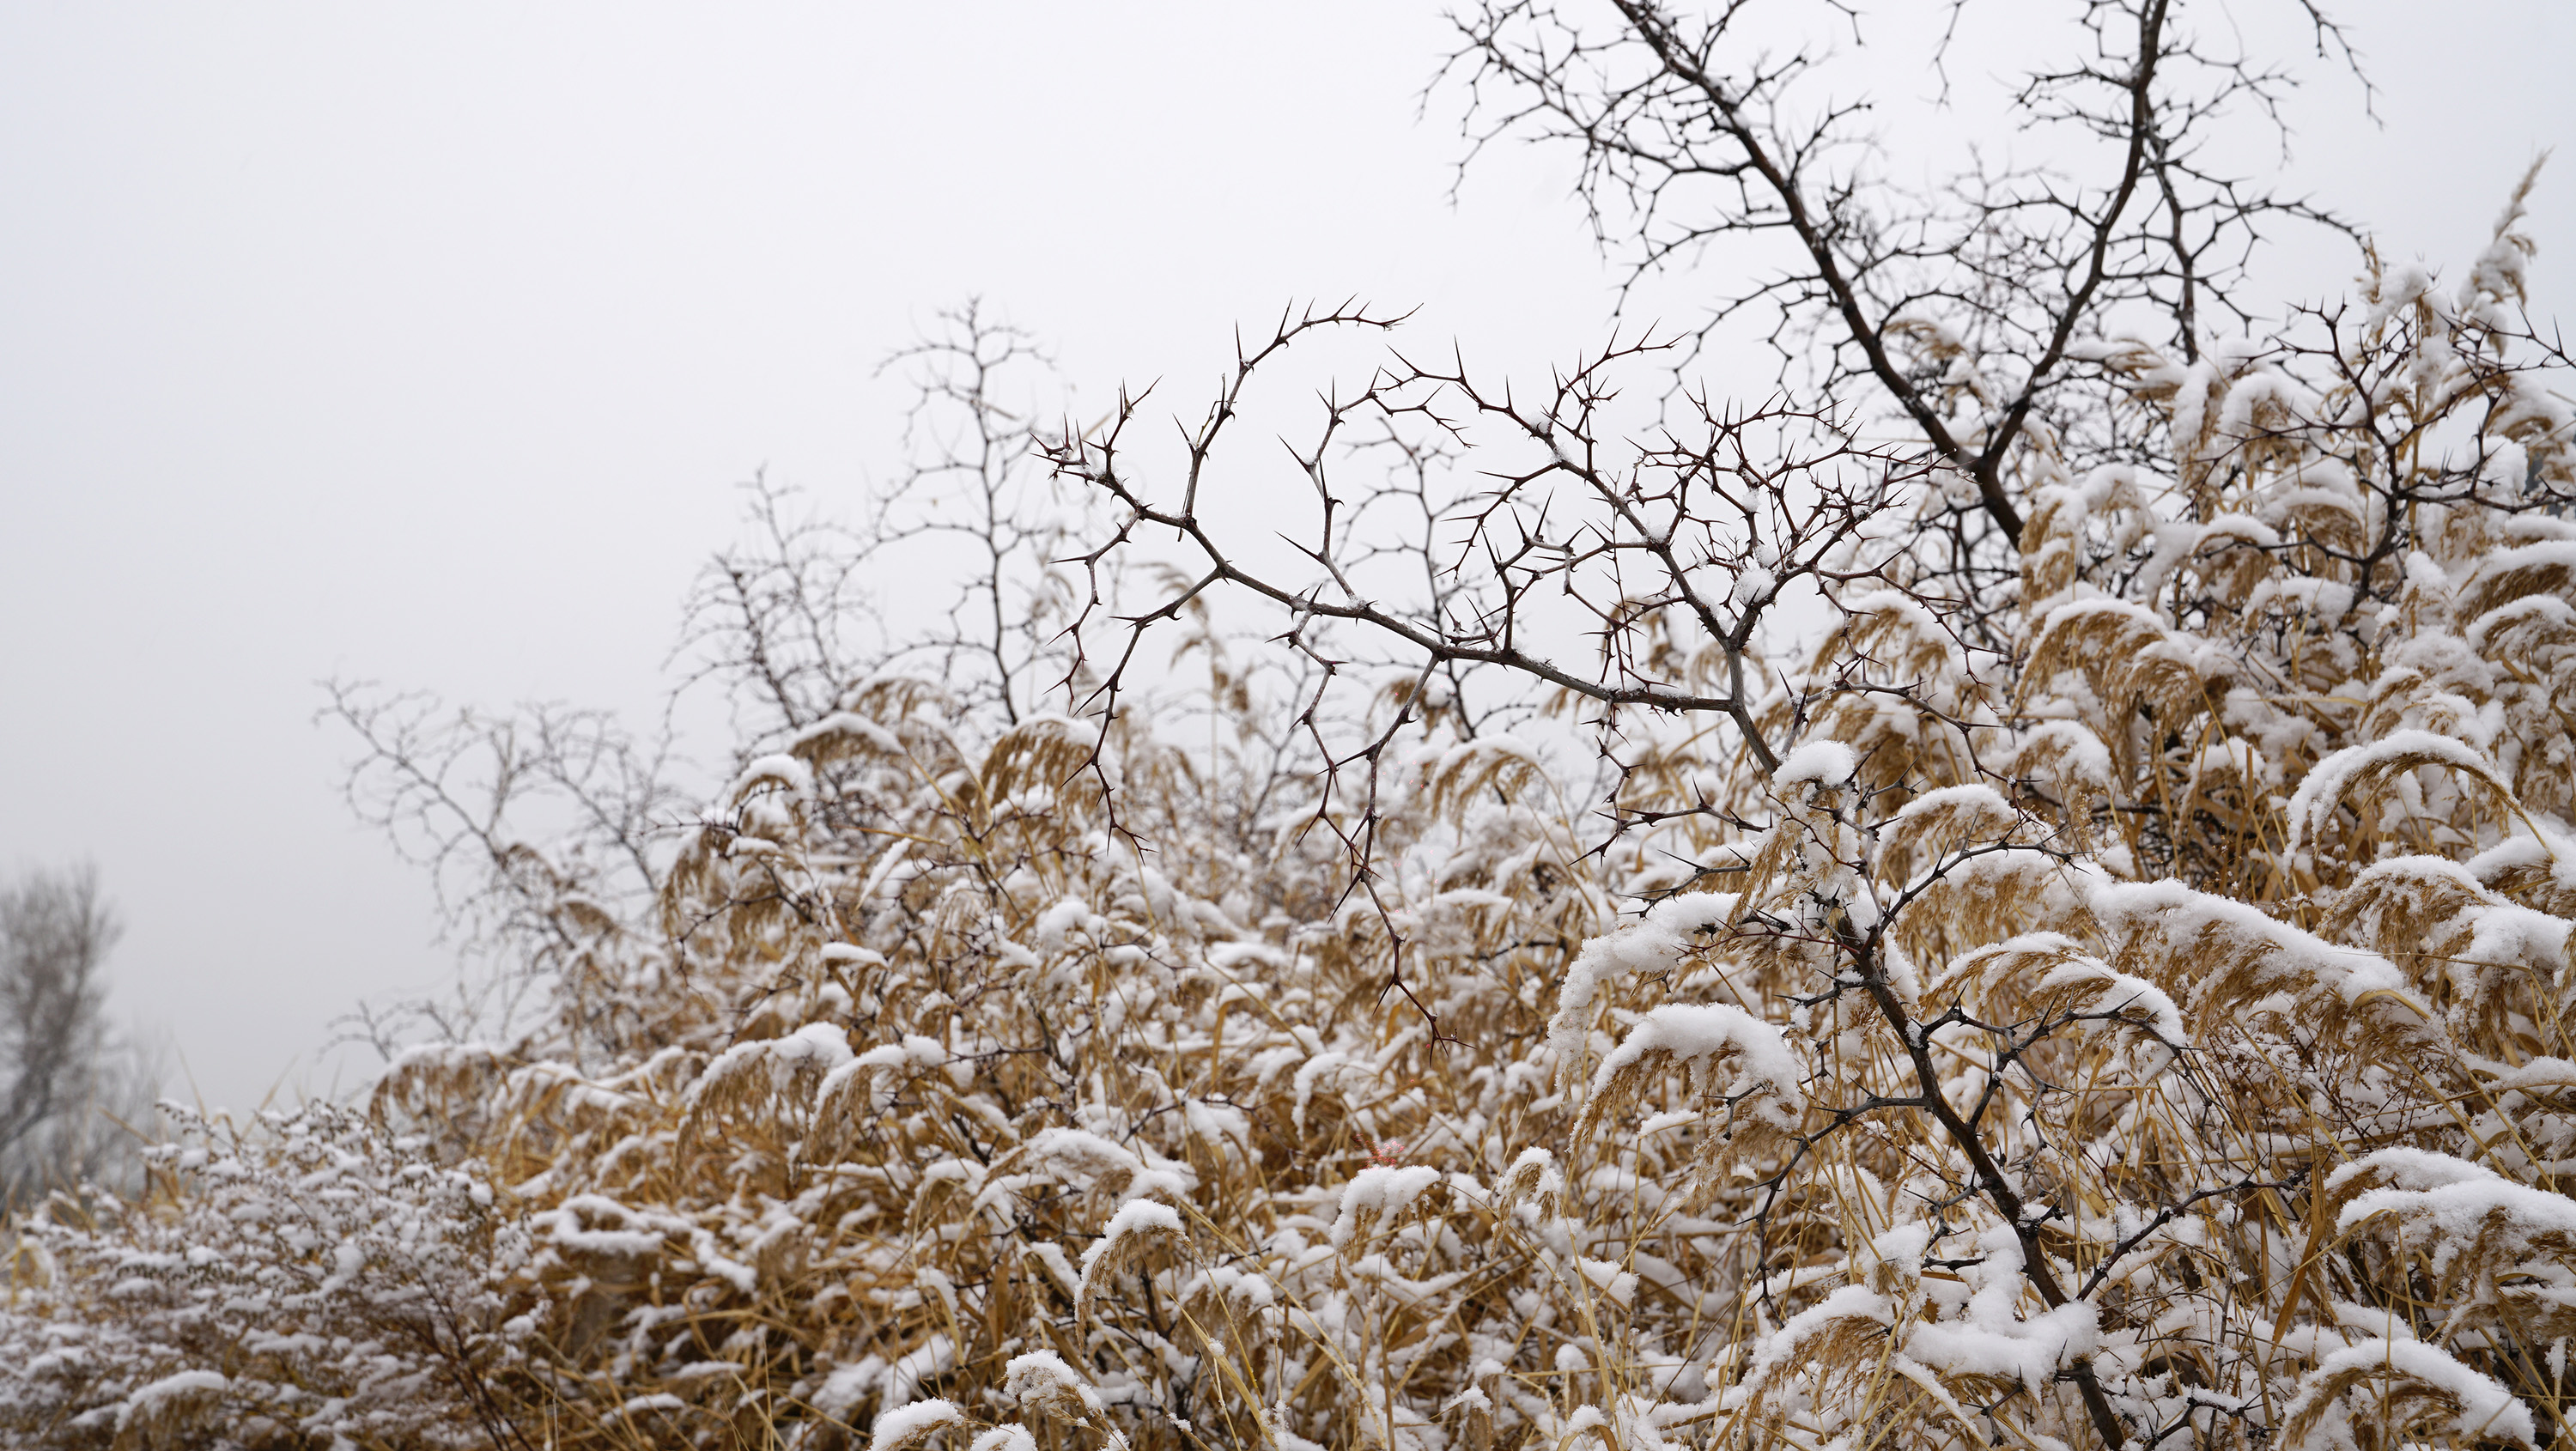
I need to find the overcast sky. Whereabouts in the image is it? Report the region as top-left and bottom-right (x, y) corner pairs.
(3, 2), (2567, 1115)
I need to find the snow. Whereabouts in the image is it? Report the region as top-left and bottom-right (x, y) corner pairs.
(868, 1398), (965, 1451)
(1746, 1284), (1891, 1383)
(2284, 1339), (2534, 1448)
(2335, 1154), (2576, 1244)
(823, 1033), (955, 1114)
(1905, 1302), (2100, 1389)
(115, 1370), (227, 1429)
(2088, 877), (2433, 1034)
(2215, 369), (2318, 440)
(2286, 728), (2520, 859)
(1963, 933), (2190, 1070)
(695, 1022), (860, 1111)
(1291, 1052), (1363, 1136)
(1023, 1242), (1081, 1299)
(1076, 1199), (1187, 1305)
(1497, 1146), (1564, 1208)
(1004, 1351), (1105, 1414)
(1730, 565), (1777, 607)
(775, 1022), (856, 1072)
(2365, 263), (2439, 335)
(1329, 1164), (1444, 1248)
(2325, 1146), (2496, 1197)
(884, 1335), (957, 1411)
(2028, 596), (2169, 656)
(1546, 902), (1736, 1080)
(1771, 740), (1857, 789)
(2189, 736), (2269, 790)
(815, 1359), (889, 1418)
(1091, 1196), (1182, 1245)
(1897, 1228), (2100, 1390)
(1034, 896), (1091, 950)
(788, 712), (907, 759)
(610, 1393), (686, 1421)
(1431, 734), (1541, 782)
(976, 1127), (1197, 1213)
(1589, 1003), (1804, 1132)
(2482, 1057), (2576, 1095)
(2045, 959), (2185, 1031)
(383, 1040), (504, 1075)
(2457, 537), (2576, 616)
(1890, 783), (2014, 829)
(532, 1194), (672, 1259)
(728, 752), (817, 804)
(2465, 591), (2576, 653)
(1575, 1255), (1639, 1307)
(1643, 890), (1735, 938)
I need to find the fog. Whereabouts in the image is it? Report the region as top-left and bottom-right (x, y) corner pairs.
(1, 2), (2564, 1114)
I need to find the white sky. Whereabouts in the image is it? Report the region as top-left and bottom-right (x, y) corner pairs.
(2, 2), (2567, 1114)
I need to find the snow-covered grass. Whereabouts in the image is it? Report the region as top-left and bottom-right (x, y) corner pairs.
(8, 140), (2576, 1451)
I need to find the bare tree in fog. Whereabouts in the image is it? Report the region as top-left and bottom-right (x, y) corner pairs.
(1, 865), (154, 1209)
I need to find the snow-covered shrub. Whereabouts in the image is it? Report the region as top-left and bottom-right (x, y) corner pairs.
(2, 1105), (532, 1448)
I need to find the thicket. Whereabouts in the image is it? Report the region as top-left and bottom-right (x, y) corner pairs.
(9, 3), (2576, 1450)
(0, 865), (151, 1211)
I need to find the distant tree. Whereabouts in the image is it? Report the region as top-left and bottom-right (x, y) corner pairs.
(0, 865), (150, 1209)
